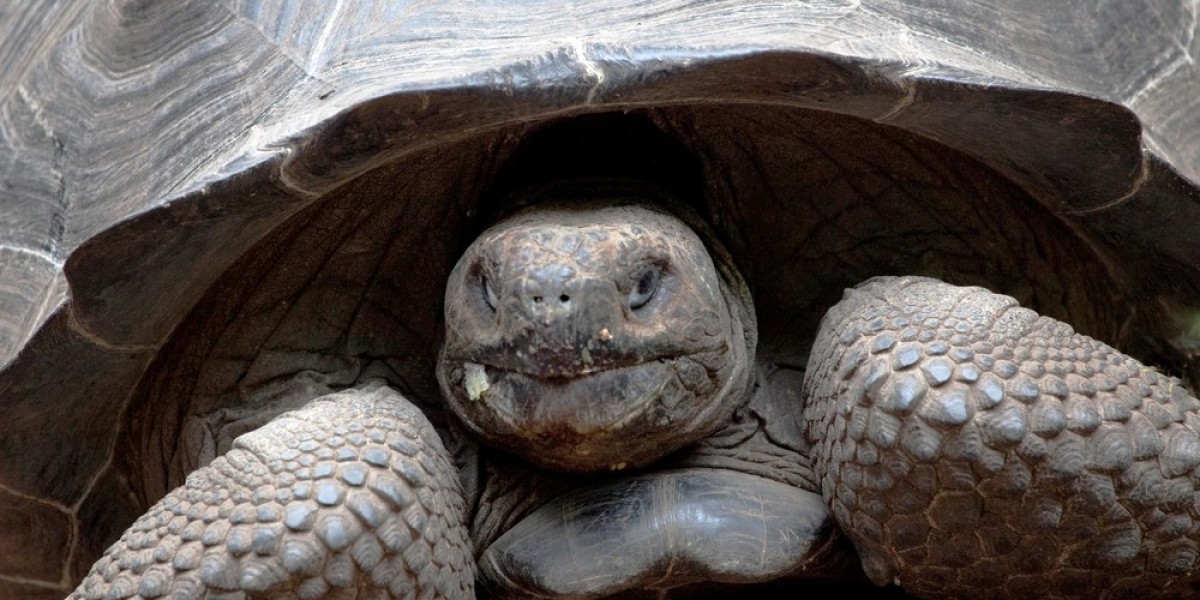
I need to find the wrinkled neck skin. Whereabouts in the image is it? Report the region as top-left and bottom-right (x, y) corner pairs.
(437, 195), (757, 474)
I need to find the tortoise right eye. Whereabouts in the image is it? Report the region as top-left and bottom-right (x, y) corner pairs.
(628, 266), (660, 310)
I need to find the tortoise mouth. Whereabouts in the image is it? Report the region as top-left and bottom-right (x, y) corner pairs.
(440, 355), (722, 472)
(469, 359), (672, 431)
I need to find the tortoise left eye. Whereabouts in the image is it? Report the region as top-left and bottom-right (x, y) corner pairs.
(482, 276), (499, 311)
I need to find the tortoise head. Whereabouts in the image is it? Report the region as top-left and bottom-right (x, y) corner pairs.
(437, 186), (756, 472)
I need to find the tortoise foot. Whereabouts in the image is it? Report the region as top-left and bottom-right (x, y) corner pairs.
(479, 468), (836, 599)
(804, 276), (1200, 599)
(69, 383), (473, 600)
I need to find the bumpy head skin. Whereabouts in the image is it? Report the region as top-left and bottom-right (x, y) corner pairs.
(437, 198), (755, 472)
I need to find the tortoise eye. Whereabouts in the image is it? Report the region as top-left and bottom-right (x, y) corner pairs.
(628, 266), (660, 310)
(482, 276), (499, 311)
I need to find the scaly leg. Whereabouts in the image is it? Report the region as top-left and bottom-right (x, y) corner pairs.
(71, 382), (473, 600)
(804, 276), (1200, 599)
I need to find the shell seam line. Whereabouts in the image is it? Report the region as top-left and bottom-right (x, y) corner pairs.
(66, 306), (159, 353)
(306, 0), (346, 73)
(15, 85), (56, 139)
(215, 0), (330, 84)
(62, 433), (121, 587)
(1124, 0), (1194, 108)
(572, 40), (605, 104)
(1127, 53), (1192, 108)
(0, 244), (60, 265)
(0, 480), (72, 514)
(0, 574), (68, 590)
(874, 72), (917, 122)
(1061, 155), (1150, 216)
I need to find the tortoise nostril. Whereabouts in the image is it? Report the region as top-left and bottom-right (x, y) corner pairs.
(533, 296), (543, 304)
(559, 294), (570, 303)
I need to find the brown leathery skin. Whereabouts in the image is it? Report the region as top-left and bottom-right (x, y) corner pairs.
(438, 199), (755, 473)
(804, 276), (1200, 599)
(69, 383), (473, 600)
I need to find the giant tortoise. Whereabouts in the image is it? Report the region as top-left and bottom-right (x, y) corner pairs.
(3, 1), (1200, 599)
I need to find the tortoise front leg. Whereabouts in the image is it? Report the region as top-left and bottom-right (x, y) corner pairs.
(803, 276), (1200, 599)
(71, 382), (473, 599)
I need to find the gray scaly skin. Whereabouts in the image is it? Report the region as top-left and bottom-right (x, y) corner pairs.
(70, 383), (473, 599)
(805, 277), (1200, 599)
